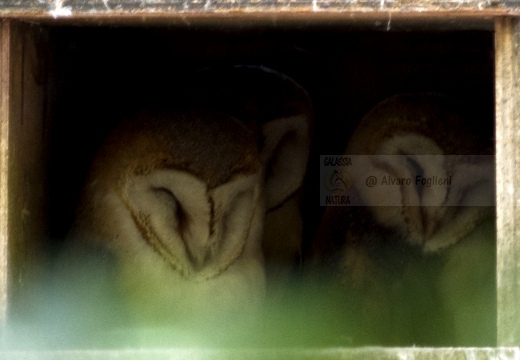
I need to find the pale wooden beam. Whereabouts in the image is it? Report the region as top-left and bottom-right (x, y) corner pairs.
(0, 19), (20, 325)
(495, 16), (520, 347)
(0, 20), (48, 324)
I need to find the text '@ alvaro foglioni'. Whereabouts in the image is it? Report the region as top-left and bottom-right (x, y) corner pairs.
(320, 155), (495, 207)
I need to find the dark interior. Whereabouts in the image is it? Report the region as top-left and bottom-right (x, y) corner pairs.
(46, 25), (495, 242)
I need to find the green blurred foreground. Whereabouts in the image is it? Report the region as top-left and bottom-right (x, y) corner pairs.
(3, 219), (495, 350)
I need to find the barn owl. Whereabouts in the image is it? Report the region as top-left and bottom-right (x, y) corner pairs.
(59, 66), (312, 333)
(311, 93), (495, 346)
(345, 93), (494, 252)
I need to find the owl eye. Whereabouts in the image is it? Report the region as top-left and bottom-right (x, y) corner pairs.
(406, 157), (424, 179)
(151, 187), (188, 232)
(152, 187), (177, 206)
(406, 156), (425, 198)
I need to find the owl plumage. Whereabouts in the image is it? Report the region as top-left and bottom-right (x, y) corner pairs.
(345, 93), (494, 252)
(311, 93), (495, 346)
(56, 66), (312, 336)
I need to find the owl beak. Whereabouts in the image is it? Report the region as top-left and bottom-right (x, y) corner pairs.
(181, 222), (214, 271)
(423, 206), (447, 241)
(402, 206), (446, 247)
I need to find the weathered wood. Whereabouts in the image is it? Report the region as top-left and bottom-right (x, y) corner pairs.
(0, 20), (13, 326)
(0, 0), (516, 21)
(0, 0), (514, 13)
(495, 17), (520, 347)
(0, 20), (49, 323)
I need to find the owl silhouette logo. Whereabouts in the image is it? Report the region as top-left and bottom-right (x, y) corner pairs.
(324, 169), (353, 194)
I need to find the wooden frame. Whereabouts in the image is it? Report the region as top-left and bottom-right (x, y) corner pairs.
(0, 20), (49, 326)
(0, 1), (518, 358)
(0, 1), (518, 19)
(496, 16), (520, 347)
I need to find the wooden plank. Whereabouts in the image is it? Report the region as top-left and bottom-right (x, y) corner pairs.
(0, 20), (49, 323)
(0, 20), (13, 326)
(495, 16), (520, 347)
(0, 0), (516, 21)
(0, 0), (515, 13)
(9, 20), (49, 314)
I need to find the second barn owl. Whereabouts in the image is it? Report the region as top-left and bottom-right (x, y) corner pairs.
(58, 66), (312, 336)
(310, 93), (495, 346)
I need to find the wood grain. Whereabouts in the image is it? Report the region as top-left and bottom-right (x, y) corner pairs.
(0, 20), (49, 323)
(496, 17), (520, 347)
(0, 0), (515, 24)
